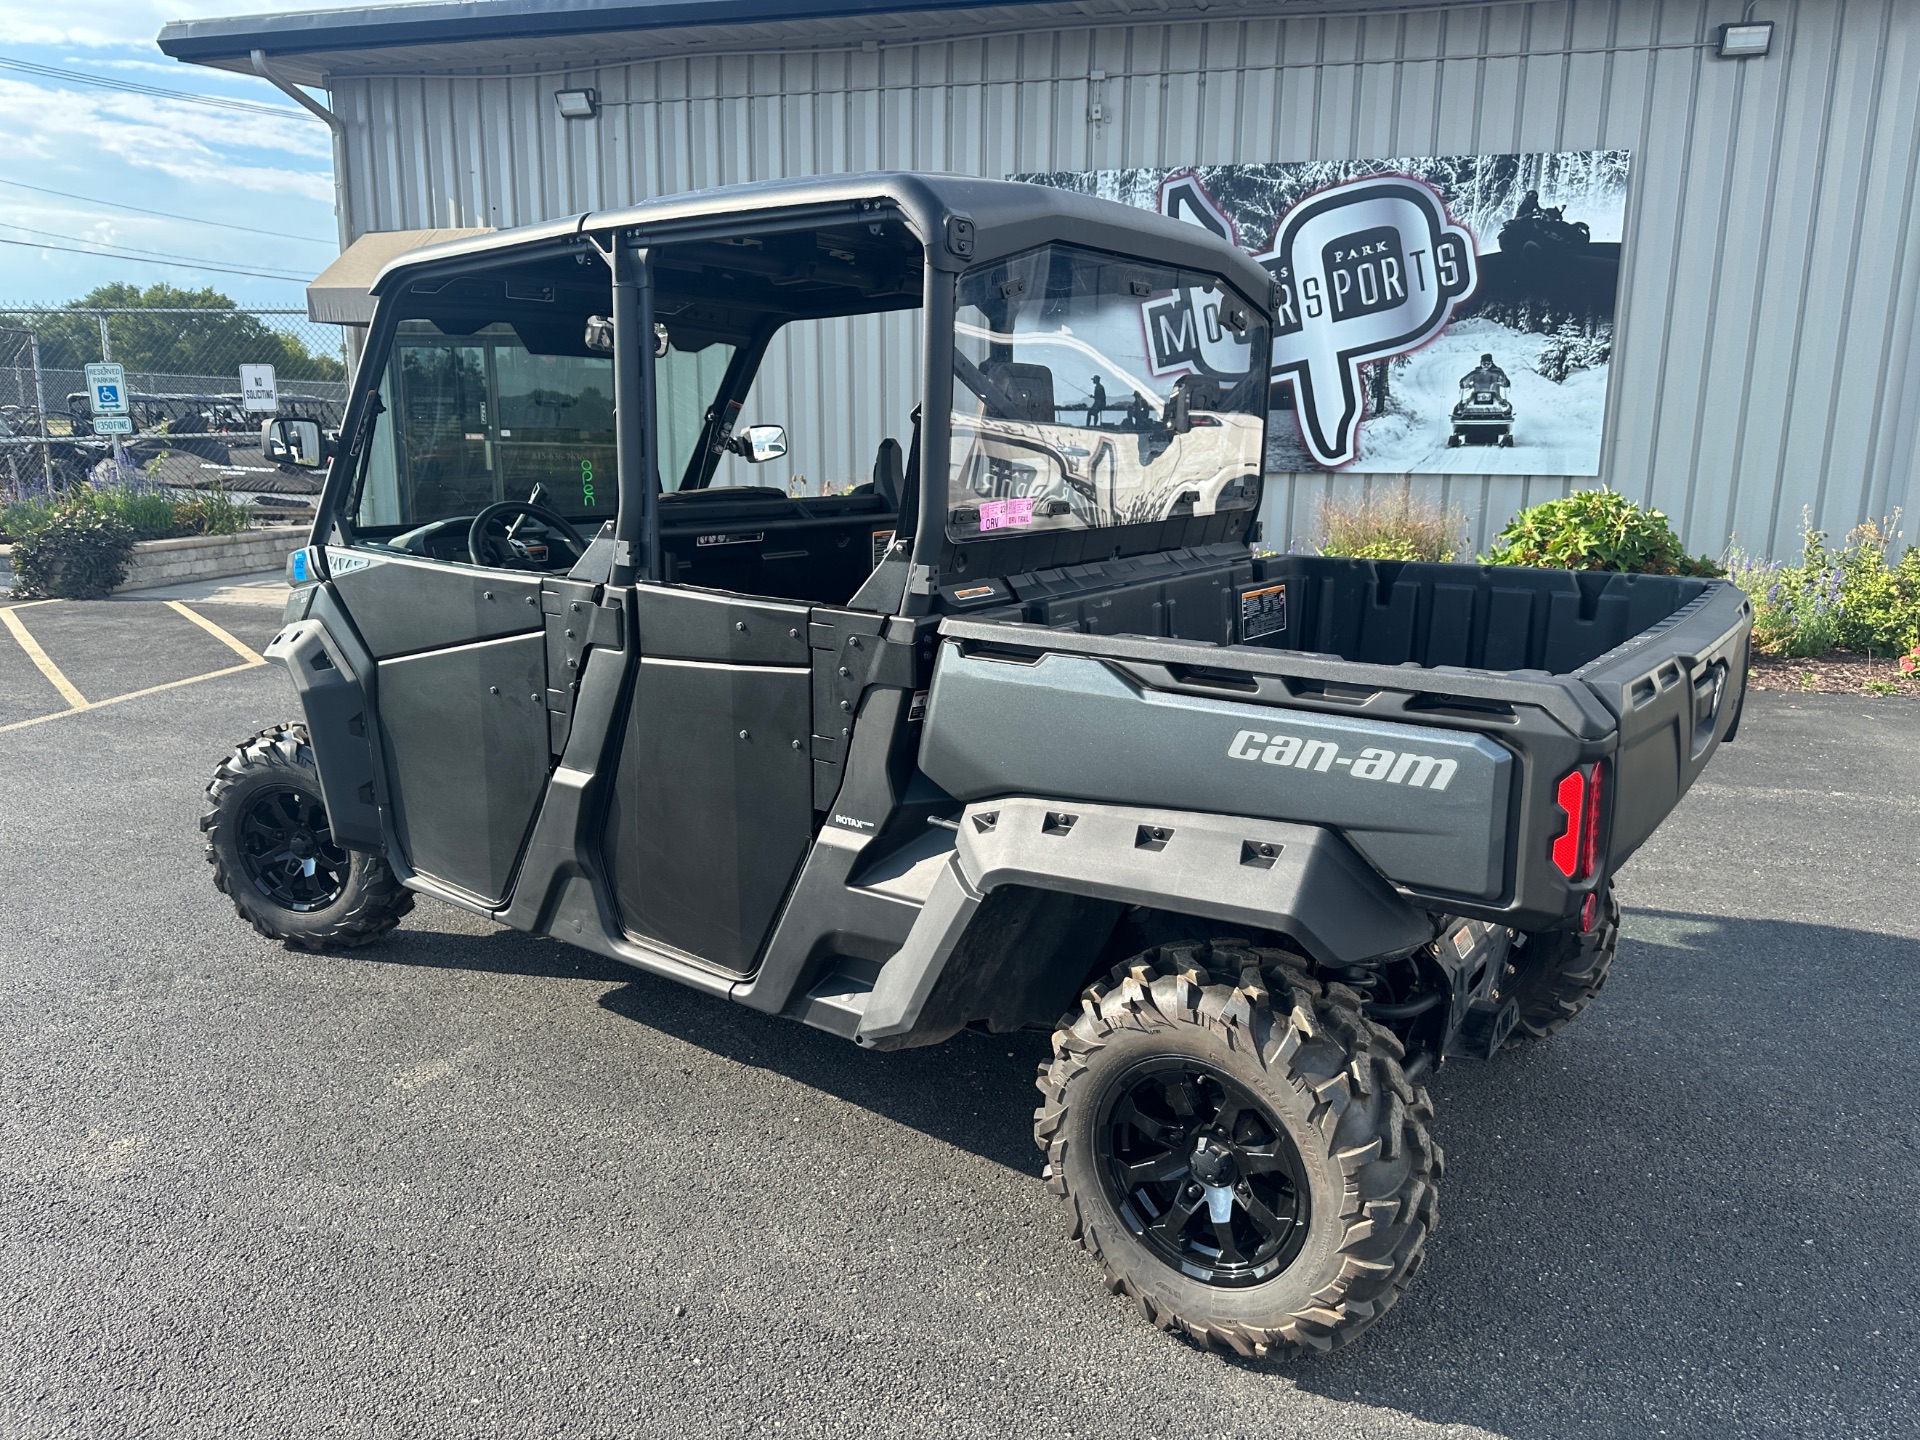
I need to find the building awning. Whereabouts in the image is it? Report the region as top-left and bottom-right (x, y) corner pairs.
(160, 0), (1057, 75)
(158, 0), (1408, 84)
(307, 228), (494, 324)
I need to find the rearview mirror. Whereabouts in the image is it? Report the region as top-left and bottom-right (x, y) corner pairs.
(740, 424), (788, 463)
(263, 417), (324, 468)
(583, 316), (670, 357)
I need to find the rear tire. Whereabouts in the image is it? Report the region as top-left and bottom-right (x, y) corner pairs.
(1501, 882), (1620, 1044)
(1035, 939), (1441, 1358)
(201, 723), (413, 951)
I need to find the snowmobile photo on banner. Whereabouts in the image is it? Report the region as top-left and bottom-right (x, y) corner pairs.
(1447, 353), (1516, 448)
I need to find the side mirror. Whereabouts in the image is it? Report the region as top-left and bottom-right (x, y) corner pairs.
(263, 417), (324, 468)
(1166, 386), (1193, 436)
(739, 423), (788, 463)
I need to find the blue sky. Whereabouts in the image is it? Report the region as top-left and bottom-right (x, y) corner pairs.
(0, 0), (367, 307)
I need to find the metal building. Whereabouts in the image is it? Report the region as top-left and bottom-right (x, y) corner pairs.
(161, 0), (1920, 560)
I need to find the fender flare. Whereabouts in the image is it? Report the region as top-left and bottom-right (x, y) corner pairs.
(855, 796), (1435, 1049)
(263, 615), (385, 850)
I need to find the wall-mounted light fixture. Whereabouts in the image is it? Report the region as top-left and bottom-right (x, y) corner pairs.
(1717, 21), (1774, 58)
(555, 88), (600, 120)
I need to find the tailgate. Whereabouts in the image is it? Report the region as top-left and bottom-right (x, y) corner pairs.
(1575, 579), (1752, 865)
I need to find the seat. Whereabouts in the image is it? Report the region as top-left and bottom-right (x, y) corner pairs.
(871, 437), (904, 511)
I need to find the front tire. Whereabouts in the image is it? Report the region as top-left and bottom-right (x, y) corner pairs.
(1035, 940), (1441, 1357)
(201, 723), (413, 950)
(1502, 882), (1620, 1044)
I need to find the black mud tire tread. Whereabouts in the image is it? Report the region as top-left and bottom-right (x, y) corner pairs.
(200, 723), (413, 951)
(1034, 939), (1441, 1360)
(1502, 882), (1620, 1045)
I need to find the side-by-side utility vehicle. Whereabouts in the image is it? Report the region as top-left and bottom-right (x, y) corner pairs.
(202, 174), (1751, 1358)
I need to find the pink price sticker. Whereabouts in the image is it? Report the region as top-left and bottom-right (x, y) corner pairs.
(977, 497), (1035, 532)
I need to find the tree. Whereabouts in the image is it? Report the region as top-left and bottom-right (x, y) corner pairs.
(0, 284), (345, 383)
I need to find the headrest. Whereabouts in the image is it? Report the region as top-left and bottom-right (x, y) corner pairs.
(872, 437), (904, 510)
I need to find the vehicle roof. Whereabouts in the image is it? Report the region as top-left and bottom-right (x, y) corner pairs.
(370, 171), (1275, 310)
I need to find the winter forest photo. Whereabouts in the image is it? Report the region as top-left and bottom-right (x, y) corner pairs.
(1017, 150), (1632, 476)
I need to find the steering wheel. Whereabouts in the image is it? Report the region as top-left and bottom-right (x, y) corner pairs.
(467, 500), (589, 569)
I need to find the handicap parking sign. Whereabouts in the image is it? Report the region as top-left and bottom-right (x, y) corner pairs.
(84, 362), (129, 416)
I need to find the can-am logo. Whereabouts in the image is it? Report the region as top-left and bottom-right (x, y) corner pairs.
(1227, 728), (1458, 792)
(1152, 172), (1479, 469)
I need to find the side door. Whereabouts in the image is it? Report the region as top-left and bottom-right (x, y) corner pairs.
(329, 322), (611, 907)
(591, 308), (915, 976)
(328, 550), (550, 907)
(597, 587), (816, 975)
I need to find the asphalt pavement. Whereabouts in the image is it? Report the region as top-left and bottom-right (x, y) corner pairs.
(0, 604), (1915, 1440)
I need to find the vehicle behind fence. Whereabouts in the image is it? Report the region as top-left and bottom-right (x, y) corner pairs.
(0, 307), (347, 528)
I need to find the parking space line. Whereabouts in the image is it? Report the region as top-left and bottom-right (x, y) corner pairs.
(165, 600), (268, 665)
(0, 660), (262, 735)
(0, 605), (88, 710)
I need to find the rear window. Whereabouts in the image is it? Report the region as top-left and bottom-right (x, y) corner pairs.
(947, 244), (1268, 542)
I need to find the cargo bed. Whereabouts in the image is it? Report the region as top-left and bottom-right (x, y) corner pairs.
(927, 549), (1752, 929)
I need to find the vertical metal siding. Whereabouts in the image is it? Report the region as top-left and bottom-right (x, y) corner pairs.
(332, 0), (1920, 559)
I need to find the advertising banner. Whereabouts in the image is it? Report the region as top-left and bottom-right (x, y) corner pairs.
(1016, 150), (1631, 475)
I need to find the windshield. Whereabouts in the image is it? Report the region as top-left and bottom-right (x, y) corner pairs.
(351, 318), (733, 535)
(947, 244), (1267, 541)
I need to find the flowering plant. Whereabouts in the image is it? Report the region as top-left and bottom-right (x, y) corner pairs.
(1729, 512), (1920, 659)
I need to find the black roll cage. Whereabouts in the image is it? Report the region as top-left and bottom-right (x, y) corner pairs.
(314, 175), (1274, 603)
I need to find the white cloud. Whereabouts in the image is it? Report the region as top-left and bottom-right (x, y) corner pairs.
(0, 79), (333, 198)
(0, 0), (376, 50)
(70, 57), (228, 76)
(0, 4), (356, 299)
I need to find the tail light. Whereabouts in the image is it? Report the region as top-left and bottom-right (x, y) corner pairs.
(1551, 762), (1605, 881)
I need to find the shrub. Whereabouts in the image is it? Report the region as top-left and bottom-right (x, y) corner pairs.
(171, 486), (253, 536)
(1831, 517), (1920, 653)
(1728, 514), (1920, 658)
(90, 485), (186, 542)
(1729, 553), (1845, 658)
(4, 477), (253, 545)
(1, 493), (60, 540)
(11, 506), (135, 599)
(1316, 492), (1467, 563)
(1486, 488), (1721, 576)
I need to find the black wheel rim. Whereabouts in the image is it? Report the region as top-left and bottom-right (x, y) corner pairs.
(1096, 1059), (1312, 1287)
(237, 785), (349, 913)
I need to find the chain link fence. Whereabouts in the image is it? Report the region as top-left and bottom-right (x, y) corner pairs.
(0, 306), (348, 523)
